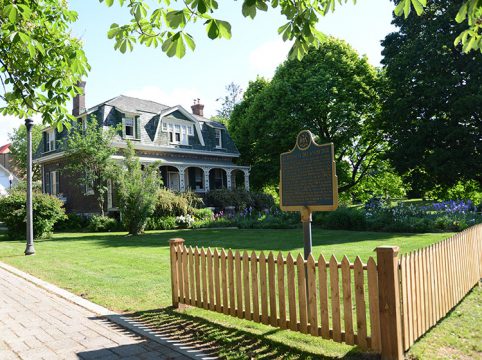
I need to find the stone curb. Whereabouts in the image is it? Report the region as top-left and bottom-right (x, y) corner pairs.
(0, 261), (216, 360)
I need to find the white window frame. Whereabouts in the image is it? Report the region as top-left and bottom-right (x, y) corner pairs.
(215, 129), (222, 149)
(124, 117), (135, 139)
(50, 171), (58, 196)
(47, 129), (56, 152)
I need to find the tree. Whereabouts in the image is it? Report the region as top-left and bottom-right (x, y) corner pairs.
(381, 0), (482, 195)
(102, 0), (481, 59)
(8, 123), (43, 181)
(214, 82), (243, 124)
(115, 142), (162, 235)
(230, 37), (385, 192)
(64, 118), (117, 216)
(0, 1), (90, 127)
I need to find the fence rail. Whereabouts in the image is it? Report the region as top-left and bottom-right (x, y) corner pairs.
(169, 239), (381, 350)
(399, 224), (482, 351)
(169, 223), (482, 360)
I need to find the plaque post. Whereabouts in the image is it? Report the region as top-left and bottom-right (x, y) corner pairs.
(301, 207), (312, 259)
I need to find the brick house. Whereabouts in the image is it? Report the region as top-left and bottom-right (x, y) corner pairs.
(34, 83), (250, 214)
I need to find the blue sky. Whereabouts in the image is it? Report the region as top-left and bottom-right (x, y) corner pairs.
(0, 1), (396, 144)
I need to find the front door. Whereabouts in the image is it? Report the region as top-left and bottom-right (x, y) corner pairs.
(168, 172), (180, 191)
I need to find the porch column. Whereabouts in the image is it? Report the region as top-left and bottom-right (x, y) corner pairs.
(178, 167), (186, 192)
(202, 167), (211, 192)
(226, 169), (233, 190)
(243, 169), (250, 191)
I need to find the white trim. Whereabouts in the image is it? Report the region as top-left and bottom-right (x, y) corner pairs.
(0, 163), (18, 182)
(33, 151), (65, 164)
(111, 141), (239, 158)
(110, 154), (250, 171)
(154, 105), (205, 146)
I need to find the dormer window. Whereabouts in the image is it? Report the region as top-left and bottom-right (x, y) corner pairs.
(215, 129), (222, 148)
(43, 129), (56, 152)
(122, 116), (141, 140)
(124, 118), (135, 138)
(165, 122), (190, 145)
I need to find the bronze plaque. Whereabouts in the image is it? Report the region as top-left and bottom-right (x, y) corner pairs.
(280, 130), (338, 212)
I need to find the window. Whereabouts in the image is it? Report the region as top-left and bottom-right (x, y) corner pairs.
(44, 170), (60, 196)
(215, 129), (222, 148)
(43, 129), (56, 152)
(124, 117), (135, 138)
(162, 121), (167, 131)
(188, 126), (193, 136)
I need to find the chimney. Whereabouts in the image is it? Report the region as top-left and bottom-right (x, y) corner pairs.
(72, 81), (86, 117)
(191, 98), (204, 117)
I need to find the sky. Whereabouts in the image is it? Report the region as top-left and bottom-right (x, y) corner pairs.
(0, 1), (396, 144)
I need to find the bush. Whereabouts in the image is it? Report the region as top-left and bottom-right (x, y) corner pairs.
(145, 216), (177, 230)
(0, 190), (66, 239)
(193, 207), (214, 220)
(176, 214), (195, 228)
(88, 215), (120, 232)
(54, 213), (90, 232)
(251, 192), (275, 210)
(180, 190), (204, 209)
(315, 207), (366, 230)
(153, 188), (190, 217)
(205, 189), (274, 211)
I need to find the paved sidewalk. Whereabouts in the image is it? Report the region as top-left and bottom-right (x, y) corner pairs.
(0, 265), (192, 360)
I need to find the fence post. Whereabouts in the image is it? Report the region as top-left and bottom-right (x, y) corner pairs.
(376, 246), (403, 360)
(170, 238), (185, 308)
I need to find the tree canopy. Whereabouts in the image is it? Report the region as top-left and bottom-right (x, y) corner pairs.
(381, 0), (482, 195)
(102, 0), (482, 59)
(0, 1), (90, 128)
(230, 37), (385, 192)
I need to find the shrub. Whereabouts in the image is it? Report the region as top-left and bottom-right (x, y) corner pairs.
(54, 213), (90, 232)
(0, 190), (66, 239)
(180, 190), (204, 209)
(251, 192), (275, 210)
(206, 189), (274, 211)
(88, 215), (120, 232)
(145, 216), (177, 230)
(315, 207), (366, 231)
(193, 207), (213, 220)
(175, 214), (195, 228)
(153, 188), (190, 217)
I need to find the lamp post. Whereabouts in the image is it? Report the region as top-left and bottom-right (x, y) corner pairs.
(25, 118), (35, 256)
(8, 174), (13, 189)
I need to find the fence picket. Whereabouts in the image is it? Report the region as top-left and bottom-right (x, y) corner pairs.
(354, 256), (367, 349)
(318, 254), (330, 339)
(330, 255), (341, 342)
(178, 245), (184, 304)
(367, 257), (380, 352)
(268, 252), (277, 327)
(221, 249), (228, 315)
(228, 249), (236, 316)
(181, 247), (189, 304)
(341, 256), (354, 345)
(195, 247), (201, 307)
(214, 249), (221, 312)
(259, 252), (269, 325)
(405, 253), (413, 349)
(277, 252), (287, 330)
(207, 248), (214, 310)
(243, 251), (251, 320)
(201, 248), (208, 309)
(235, 250), (243, 318)
(251, 251), (260, 323)
(287, 253), (297, 331)
(189, 247), (195, 307)
(307, 255), (318, 336)
(297, 254), (308, 334)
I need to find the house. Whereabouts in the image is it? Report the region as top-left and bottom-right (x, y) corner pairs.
(0, 144), (18, 195)
(34, 82), (250, 214)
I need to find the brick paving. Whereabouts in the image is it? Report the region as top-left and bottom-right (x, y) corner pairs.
(0, 266), (192, 360)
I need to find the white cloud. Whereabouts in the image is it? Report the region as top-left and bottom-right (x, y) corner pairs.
(248, 39), (292, 78)
(124, 85), (217, 118)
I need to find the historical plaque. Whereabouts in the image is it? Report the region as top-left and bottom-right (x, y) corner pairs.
(280, 130), (338, 212)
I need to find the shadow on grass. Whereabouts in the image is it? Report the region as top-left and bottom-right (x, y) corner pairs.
(13, 228), (419, 252)
(127, 307), (379, 360)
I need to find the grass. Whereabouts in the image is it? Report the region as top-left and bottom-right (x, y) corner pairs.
(0, 228), (465, 359)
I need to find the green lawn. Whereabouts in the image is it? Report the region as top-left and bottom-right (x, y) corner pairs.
(1, 228), (473, 359)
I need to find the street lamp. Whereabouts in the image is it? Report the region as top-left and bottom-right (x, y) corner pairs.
(8, 174), (13, 189)
(25, 118), (35, 256)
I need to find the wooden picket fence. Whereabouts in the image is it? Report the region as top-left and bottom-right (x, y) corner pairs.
(169, 223), (482, 360)
(169, 239), (381, 351)
(399, 223), (482, 351)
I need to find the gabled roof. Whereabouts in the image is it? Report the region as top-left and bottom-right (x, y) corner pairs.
(0, 143), (11, 154)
